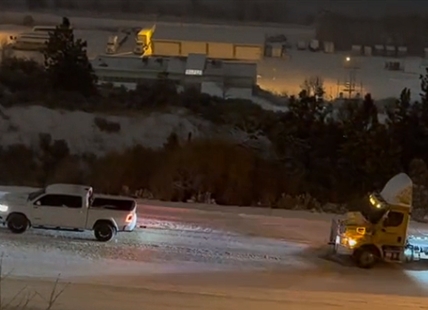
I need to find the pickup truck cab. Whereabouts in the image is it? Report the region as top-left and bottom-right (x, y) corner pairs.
(0, 183), (137, 242)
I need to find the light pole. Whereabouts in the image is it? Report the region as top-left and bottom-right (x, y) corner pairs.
(343, 56), (358, 98)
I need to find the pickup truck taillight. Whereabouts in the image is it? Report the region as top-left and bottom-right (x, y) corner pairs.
(125, 213), (133, 223)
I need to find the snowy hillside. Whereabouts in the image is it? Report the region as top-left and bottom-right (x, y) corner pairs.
(0, 106), (207, 154)
(0, 105), (273, 154)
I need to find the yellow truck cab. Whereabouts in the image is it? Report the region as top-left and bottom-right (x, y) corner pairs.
(329, 173), (417, 268)
(133, 25), (155, 56)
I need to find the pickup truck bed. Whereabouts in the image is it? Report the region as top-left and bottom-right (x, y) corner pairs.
(91, 194), (136, 211)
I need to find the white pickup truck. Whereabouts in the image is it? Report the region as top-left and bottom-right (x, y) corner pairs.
(0, 184), (137, 242)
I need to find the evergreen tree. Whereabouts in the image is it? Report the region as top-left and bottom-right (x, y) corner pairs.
(339, 94), (400, 193)
(386, 87), (428, 168)
(120, 0), (131, 12)
(43, 17), (97, 96)
(26, 0), (47, 9)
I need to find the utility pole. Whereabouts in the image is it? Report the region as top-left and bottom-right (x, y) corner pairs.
(342, 56), (359, 98)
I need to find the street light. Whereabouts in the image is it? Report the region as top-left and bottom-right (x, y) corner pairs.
(342, 56), (359, 98)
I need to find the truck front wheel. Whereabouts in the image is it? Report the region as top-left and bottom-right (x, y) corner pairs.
(94, 222), (116, 242)
(354, 246), (379, 269)
(7, 213), (29, 234)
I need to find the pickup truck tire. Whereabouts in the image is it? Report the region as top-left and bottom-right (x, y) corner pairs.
(7, 213), (29, 234)
(354, 246), (379, 269)
(94, 222), (116, 242)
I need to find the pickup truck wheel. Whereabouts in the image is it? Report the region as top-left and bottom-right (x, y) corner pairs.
(7, 214), (29, 234)
(94, 223), (116, 242)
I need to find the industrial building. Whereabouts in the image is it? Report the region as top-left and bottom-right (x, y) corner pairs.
(150, 25), (264, 61)
(91, 54), (257, 95)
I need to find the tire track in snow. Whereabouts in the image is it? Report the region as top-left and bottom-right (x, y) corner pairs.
(0, 222), (307, 269)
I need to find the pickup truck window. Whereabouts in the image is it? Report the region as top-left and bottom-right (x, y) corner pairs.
(35, 194), (83, 209)
(28, 189), (45, 201)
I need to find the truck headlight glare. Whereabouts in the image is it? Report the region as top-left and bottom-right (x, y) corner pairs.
(0, 204), (8, 212)
(348, 238), (357, 247)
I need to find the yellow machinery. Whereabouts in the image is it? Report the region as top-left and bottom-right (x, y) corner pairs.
(328, 173), (425, 268)
(12, 32), (49, 51)
(133, 25), (155, 56)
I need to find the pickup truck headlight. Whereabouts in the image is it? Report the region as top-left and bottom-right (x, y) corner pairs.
(0, 204), (8, 212)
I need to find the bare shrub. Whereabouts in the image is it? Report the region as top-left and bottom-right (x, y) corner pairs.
(0, 253), (68, 309)
(0, 140), (351, 212)
(49, 156), (84, 184)
(0, 144), (40, 186)
(301, 76), (325, 98)
(93, 117), (121, 133)
(88, 145), (162, 194)
(409, 158), (428, 221)
(22, 15), (35, 27)
(150, 139), (264, 205)
(0, 40), (13, 64)
(0, 57), (47, 101)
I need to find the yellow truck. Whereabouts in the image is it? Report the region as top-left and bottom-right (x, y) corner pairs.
(133, 25), (155, 56)
(328, 172), (425, 268)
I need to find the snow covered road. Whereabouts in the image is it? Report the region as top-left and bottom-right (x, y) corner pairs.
(5, 276), (428, 310)
(2, 186), (428, 308)
(0, 201), (315, 279)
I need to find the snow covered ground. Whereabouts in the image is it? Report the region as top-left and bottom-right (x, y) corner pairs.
(258, 52), (426, 101)
(0, 105), (210, 154)
(0, 105), (271, 154)
(1, 185), (428, 309)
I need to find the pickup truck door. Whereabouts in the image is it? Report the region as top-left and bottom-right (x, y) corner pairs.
(32, 194), (87, 229)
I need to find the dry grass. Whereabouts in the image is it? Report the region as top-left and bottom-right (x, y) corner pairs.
(0, 254), (69, 310)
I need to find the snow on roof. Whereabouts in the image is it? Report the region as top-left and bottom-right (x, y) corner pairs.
(91, 55), (256, 80)
(152, 24), (265, 46)
(91, 55), (168, 72)
(204, 60), (257, 79)
(185, 54), (206, 74)
(167, 57), (186, 74)
(222, 61), (257, 79)
(380, 173), (412, 208)
(46, 184), (92, 195)
(93, 193), (135, 201)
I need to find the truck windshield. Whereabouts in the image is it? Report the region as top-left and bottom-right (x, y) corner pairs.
(27, 188), (45, 201)
(138, 35), (146, 45)
(361, 206), (387, 224)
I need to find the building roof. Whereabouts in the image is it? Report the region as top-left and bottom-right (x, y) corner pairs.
(90, 55), (169, 72)
(185, 54), (206, 75)
(91, 55), (256, 80)
(222, 62), (257, 79)
(204, 59), (257, 79)
(152, 24), (265, 46)
(167, 57), (186, 74)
